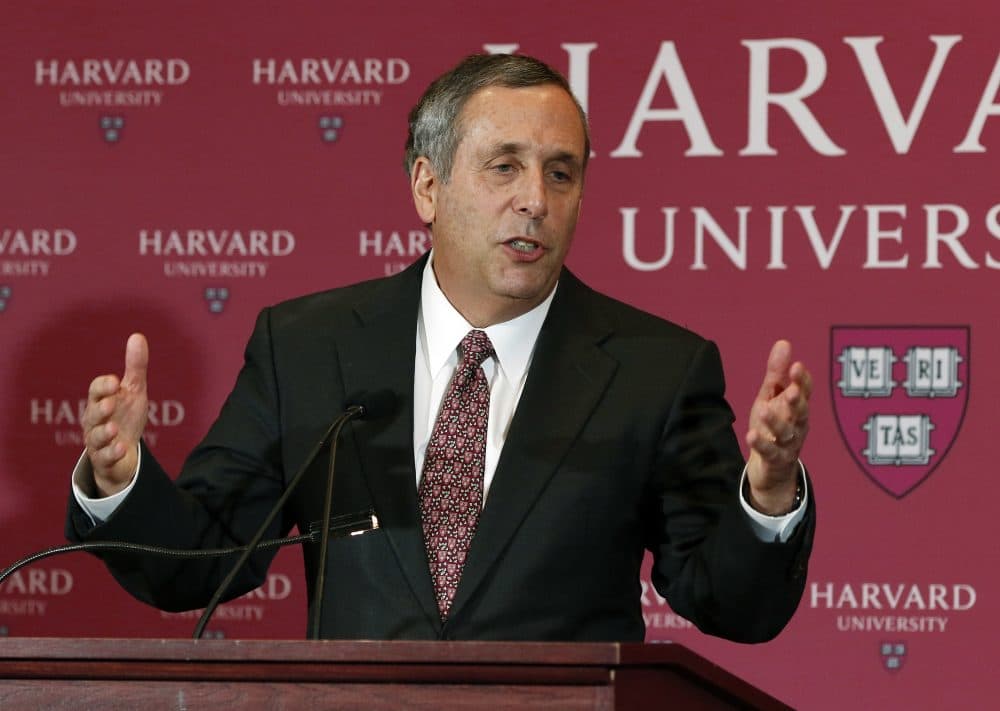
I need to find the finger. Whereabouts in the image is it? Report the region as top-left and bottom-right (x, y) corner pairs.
(752, 394), (807, 446)
(759, 393), (796, 431)
(87, 374), (121, 404)
(80, 394), (118, 431)
(758, 340), (793, 399)
(86, 418), (128, 462)
(788, 361), (813, 399)
(121, 333), (149, 392)
(779, 379), (811, 432)
(778, 384), (809, 424)
(85, 420), (119, 453)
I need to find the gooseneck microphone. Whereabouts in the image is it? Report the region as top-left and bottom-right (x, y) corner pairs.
(194, 390), (397, 640)
(310, 389), (396, 639)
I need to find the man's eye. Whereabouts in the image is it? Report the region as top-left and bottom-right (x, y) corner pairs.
(550, 170), (571, 182)
(493, 163), (514, 173)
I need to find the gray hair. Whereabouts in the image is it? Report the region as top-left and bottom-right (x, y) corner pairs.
(404, 54), (590, 182)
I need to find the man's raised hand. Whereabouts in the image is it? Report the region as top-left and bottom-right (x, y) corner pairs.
(745, 340), (812, 515)
(81, 333), (149, 497)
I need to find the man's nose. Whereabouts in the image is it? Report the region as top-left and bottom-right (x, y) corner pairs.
(512, 169), (548, 220)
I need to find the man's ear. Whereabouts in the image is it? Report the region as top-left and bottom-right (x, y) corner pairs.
(410, 156), (438, 226)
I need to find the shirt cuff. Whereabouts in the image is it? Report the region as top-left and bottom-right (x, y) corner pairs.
(738, 460), (808, 543)
(71, 445), (141, 525)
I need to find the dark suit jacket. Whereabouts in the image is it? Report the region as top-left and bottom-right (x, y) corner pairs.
(67, 255), (814, 642)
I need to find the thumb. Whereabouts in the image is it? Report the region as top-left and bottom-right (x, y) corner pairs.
(759, 339), (793, 398)
(121, 332), (149, 392)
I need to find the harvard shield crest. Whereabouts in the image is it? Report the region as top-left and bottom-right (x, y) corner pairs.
(830, 326), (969, 498)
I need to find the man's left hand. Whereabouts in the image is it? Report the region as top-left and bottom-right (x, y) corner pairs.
(745, 340), (812, 515)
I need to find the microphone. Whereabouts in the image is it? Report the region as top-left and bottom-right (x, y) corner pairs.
(310, 390), (396, 638)
(194, 390), (396, 640)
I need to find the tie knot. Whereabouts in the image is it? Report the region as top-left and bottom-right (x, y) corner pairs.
(460, 330), (494, 368)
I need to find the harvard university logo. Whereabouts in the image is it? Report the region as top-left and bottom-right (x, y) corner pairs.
(831, 326), (969, 498)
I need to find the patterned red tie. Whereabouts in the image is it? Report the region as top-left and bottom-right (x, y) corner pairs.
(419, 329), (494, 619)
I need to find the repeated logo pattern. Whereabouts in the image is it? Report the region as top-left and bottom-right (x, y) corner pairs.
(419, 329), (493, 618)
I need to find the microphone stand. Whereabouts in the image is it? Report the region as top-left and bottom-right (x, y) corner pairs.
(310, 406), (363, 639)
(193, 405), (365, 640)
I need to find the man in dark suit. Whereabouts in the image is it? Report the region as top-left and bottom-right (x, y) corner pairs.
(70, 54), (814, 642)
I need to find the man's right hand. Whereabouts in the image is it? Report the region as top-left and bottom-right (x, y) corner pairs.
(81, 333), (150, 497)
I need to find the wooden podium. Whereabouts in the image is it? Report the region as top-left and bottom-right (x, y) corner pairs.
(0, 638), (790, 709)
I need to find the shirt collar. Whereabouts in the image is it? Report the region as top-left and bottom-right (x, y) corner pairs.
(419, 250), (556, 384)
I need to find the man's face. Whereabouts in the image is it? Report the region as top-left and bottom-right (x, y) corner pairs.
(411, 84), (586, 327)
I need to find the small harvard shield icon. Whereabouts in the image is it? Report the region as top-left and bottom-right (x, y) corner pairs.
(318, 115), (343, 143)
(99, 115), (125, 143)
(831, 327), (969, 498)
(880, 641), (907, 672)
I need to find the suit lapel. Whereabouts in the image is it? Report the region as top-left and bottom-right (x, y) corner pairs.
(449, 270), (618, 618)
(336, 256), (441, 629)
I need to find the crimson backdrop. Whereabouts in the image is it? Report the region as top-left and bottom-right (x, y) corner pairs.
(2, 2), (996, 707)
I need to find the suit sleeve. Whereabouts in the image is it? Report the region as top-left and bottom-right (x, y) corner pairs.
(645, 339), (815, 643)
(65, 307), (289, 612)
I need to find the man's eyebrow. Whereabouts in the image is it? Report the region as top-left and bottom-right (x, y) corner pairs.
(482, 141), (526, 158)
(547, 151), (583, 169)
(482, 142), (583, 167)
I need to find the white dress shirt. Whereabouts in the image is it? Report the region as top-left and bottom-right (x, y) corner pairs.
(413, 252), (554, 499)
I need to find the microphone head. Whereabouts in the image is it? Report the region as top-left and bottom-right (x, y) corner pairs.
(350, 390), (397, 420)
